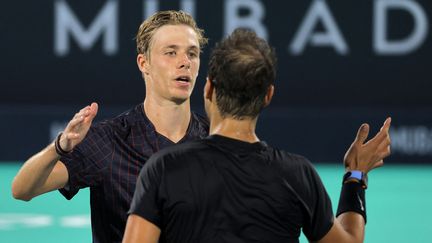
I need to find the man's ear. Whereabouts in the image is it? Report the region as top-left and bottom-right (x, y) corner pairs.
(137, 54), (150, 74)
(263, 85), (274, 107)
(204, 78), (215, 101)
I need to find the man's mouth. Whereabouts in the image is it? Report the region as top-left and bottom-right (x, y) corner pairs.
(175, 76), (191, 82)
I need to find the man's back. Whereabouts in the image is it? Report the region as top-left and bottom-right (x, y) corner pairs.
(124, 29), (391, 243)
(130, 135), (334, 242)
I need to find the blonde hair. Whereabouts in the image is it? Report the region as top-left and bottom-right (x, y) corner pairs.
(136, 10), (208, 56)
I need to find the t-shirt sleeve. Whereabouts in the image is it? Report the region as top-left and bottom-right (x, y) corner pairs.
(128, 155), (164, 228)
(58, 123), (112, 199)
(299, 159), (334, 241)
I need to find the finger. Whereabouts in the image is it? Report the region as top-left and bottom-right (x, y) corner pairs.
(379, 145), (391, 158)
(67, 114), (85, 130)
(374, 127), (391, 147)
(372, 133), (391, 155)
(83, 102), (99, 123)
(74, 106), (89, 118)
(373, 145), (391, 164)
(374, 117), (392, 142)
(89, 102), (99, 118)
(365, 119), (392, 147)
(71, 107), (89, 121)
(64, 132), (80, 140)
(379, 117), (392, 133)
(368, 126), (391, 149)
(72, 105), (94, 121)
(355, 123), (370, 145)
(371, 159), (384, 170)
(72, 112), (80, 119)
(70, 103), (96, 123)
(79, 105), (91, 114)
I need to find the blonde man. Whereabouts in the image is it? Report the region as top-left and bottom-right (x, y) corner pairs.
(12, 10), (209, 243)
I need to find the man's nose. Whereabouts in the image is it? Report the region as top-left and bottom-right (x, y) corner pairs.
(178, 54), (191, 69)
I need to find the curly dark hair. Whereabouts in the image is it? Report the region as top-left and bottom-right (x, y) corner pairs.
(208, 29), (277, 119)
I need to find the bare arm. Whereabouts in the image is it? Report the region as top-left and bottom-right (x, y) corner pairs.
(317, 117), (392, 243)
(122, 214), (161, 243)
(11, 144), (68, 201)
(11, 103), (98, 201)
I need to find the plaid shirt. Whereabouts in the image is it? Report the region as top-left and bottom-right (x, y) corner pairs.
(59, 103), (209, 243)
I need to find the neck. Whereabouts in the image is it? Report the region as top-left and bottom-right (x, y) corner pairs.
(143, 97), (191, 143)
(209, 114), (259, 143)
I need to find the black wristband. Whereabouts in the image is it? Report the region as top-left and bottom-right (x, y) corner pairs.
(336, 182), (367, 223)
(55, 132), (72, 156)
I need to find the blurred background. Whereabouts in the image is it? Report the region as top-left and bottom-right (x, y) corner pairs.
(1, 0), (431, 242)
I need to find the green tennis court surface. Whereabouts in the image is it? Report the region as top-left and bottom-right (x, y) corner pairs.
(1, 162), (431, 242)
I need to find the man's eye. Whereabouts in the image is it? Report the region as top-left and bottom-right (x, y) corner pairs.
(189, 52), (198, 58)
(165, 51), (176, 56)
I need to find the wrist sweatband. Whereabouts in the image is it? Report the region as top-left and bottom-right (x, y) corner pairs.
(336, 182), (367, 223)
(55, 132), (72, 156)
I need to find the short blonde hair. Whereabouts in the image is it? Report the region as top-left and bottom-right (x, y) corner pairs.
(136, 10), (208, 56)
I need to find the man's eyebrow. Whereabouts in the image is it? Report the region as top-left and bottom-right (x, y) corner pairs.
(162, 45), (200, 52)
(188, 46), (199, 51)
(163, 45), (179, 50)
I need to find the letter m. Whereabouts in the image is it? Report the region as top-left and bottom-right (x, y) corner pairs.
(54, 0), (118, 56)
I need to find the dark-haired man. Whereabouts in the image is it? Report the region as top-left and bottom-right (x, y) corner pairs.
(123, 29), (391, 243)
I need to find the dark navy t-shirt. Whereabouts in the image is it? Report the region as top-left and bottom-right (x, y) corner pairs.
(129, 135), (334, 243)
(59, 103), (209, 243)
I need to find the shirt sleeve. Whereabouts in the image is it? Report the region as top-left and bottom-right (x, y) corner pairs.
(299, 160), (334, 241)
(128, 154), (164, 228)
(58, 123), (113, 199)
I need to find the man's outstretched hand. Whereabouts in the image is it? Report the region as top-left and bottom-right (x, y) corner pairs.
(343, 117), (391, 174)
(59, 102), (99, 152)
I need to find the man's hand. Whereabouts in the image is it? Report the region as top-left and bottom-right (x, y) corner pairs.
(343, 117), (391, 174)
(59, 102), (99, 152)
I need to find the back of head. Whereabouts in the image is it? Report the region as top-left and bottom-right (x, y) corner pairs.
(136, 10), (208, 56)
(208, 29), (277, 119)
